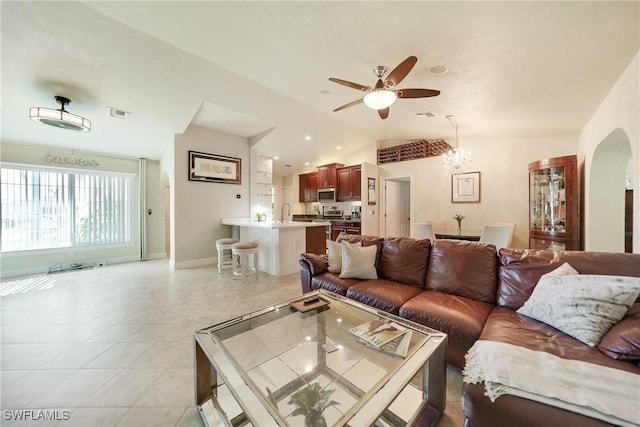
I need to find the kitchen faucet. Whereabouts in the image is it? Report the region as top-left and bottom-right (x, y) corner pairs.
(280, 203), (291, 223)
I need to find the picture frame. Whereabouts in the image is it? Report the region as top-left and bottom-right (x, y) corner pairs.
(188, 151), (241, 184)
(452, 171), (481, 203)
(368, 177), (377, 205)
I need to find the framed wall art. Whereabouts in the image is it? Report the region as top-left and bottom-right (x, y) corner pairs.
(368, 177), (376, 205)
(452, 171), (480, 203)
(188, 151), (241, 184)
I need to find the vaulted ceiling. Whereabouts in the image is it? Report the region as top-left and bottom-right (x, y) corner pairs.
(2, 1), (638, 176)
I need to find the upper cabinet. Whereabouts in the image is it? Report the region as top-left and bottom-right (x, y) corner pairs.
(299, 172), (318, 202)
(337, 166), (361, 201)
(528, 155), (580, 251)
(317, 163), (343, 189)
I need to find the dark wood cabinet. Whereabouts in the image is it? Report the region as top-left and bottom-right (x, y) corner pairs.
(299, 172), (318, 202)
(330, 221), (361, 241)
(305, 226), (327, 254)
(337, 166), (361, 201)
(317, 163), (343, 189)
(529, 155), (580, 250)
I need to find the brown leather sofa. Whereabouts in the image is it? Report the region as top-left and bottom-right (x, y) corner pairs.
(299, 233), (640, 427)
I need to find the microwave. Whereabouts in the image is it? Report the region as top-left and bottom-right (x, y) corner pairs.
(317, 188), (337, 202)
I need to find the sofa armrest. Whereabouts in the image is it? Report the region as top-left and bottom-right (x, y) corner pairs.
(299, 253), (328, 294)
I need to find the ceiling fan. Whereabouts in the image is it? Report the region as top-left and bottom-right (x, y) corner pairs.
(329, 56), (440, 119)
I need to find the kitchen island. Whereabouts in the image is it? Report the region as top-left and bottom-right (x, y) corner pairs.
(221, 218), (329, 276)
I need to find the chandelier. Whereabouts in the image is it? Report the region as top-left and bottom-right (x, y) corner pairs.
(442, 115), (471, 174)
(29, 96), (91, 132)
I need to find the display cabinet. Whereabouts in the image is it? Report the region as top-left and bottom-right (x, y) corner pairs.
(529, 155), (580, 251)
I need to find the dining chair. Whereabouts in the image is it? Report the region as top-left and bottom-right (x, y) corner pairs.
(479, 223), (515, 252)
(413, 223), (437, 243)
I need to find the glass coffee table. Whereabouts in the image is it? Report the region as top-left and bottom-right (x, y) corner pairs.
(193, 290), (447, 426)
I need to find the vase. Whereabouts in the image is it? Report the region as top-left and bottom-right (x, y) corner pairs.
(304, 416), (327, 427)
(457, 223), (462, 235)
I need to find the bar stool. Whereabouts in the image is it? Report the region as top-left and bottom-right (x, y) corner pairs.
(231, 241), (258, 282)
(215, 238), (239, 274)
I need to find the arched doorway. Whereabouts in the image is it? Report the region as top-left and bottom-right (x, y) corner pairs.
(588, 129), (632, 252)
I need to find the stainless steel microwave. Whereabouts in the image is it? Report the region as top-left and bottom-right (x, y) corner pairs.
(317, 188), (337, 202)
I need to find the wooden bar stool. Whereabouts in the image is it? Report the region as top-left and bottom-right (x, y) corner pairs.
(215, 238), (239, 273)
(231, 241), (258, 281)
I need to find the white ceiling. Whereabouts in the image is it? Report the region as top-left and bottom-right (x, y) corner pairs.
(1, 1), (638, 177)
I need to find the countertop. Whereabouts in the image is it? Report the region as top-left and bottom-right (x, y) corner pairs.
(222, 218), (330, 229)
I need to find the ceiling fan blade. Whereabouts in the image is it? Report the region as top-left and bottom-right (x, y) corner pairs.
(378, 107), (389, 119)
(385, 56), (418, 87)
(328, 78), (370, 92)
(333, 98), (363, 112)
(398, 88), (441, 98)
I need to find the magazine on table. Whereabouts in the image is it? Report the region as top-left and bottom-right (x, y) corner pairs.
(349, 319), (407, 348)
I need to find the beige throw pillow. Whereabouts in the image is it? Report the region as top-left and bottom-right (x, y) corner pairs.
(517, 275), (640, 347)
(327, 239), (360, 274)
(339, 241), (378, 280)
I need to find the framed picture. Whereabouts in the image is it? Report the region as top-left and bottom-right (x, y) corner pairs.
(452, 171), (480, 203)
(368, 177), (376, 205)
(188, 151), (241, 184)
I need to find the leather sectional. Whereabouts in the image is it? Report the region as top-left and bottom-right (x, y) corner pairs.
(298, 233), (640, 427)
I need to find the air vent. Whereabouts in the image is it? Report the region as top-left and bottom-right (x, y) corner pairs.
(109, 107), (132, 120)
(416, 112), (435, 118)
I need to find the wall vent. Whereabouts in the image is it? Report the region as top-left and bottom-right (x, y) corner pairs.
(109, 107), (132, 120)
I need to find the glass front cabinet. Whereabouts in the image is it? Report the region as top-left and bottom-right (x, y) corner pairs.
(529, 155), (580, 251)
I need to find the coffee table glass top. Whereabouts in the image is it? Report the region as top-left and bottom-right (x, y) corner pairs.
(195, 290), (447, 426)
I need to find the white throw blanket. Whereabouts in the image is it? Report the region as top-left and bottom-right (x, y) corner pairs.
(463, 340), (640, 427)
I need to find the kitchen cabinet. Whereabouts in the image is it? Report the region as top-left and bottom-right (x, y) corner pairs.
(529, 155), (580, 251)
(317, 163), (343, 189)
(298, 172), (318, 202)
(330, 221), (361, 241)
(337, 166), (361, 201)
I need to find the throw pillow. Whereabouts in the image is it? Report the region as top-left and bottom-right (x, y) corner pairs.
(326, 239), (360, 274)
(540, 262), (579, 280)
(517, 275), (640, 347)
(339, 241), (378, 280)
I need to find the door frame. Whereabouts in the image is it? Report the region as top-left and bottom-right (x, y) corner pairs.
(382, 176), (412, 238)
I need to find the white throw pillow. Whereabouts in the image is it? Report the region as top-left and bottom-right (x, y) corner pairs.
(540, 262), (579, 280)
(517, 275), (640, 347)
(339, 241), (378, 280)
(327, 239), (360, 274)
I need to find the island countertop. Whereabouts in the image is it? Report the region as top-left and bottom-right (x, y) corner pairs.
(221, 218), (330, 228)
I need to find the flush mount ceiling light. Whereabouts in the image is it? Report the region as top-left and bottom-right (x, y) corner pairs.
(29, 96), (91, 132)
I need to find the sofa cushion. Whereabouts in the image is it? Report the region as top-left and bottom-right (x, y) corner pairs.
(598, 302), (640, 360)
(425, 240), (498, 304)
(480, 307), (640, 374)
(339, 241), (378, 279)
(497, 248), (640, 310)
(346, 279), (422, 315)
(399, 290), (494, 368)
(516, 274), (640, 347)
(311, 272), (362, 296)
(378, 237), (431, 288)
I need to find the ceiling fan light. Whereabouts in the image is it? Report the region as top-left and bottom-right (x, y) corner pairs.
(363, 89), (397, 110)
(29, 96), (91, 132)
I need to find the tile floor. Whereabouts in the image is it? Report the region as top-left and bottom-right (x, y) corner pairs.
(1, 260), (465, 426)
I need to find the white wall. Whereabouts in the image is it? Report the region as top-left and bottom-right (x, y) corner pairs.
(378, 136), (576, 248)
(579, 52), (639, 253)
(172, 125), (250, 268)
(0, 142), (165, 277)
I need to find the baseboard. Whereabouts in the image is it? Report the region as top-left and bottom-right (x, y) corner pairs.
(173, 257), (216, 270)
(0, 255), (139, 279)
(146, 252), (167, 260)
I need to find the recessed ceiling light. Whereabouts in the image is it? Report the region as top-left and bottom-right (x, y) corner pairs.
(304, 161), (310, 166)
(304, 135), (311, 141)
(417, 112), (435, 118)
(274, 156), (280, 160)
(336, 146), (342, 150)
(430, 65), (449, 74)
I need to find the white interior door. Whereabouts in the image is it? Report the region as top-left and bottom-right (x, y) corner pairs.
(283, 185), (292, 220)
(385, 179), (410, 237)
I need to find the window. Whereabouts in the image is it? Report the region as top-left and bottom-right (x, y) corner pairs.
(1, 164), (133, 252)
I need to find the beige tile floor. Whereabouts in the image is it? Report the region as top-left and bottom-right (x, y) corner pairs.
(1, 260), (464, 426)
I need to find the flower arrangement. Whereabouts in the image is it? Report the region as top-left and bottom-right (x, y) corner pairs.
(288, 383), (339, 427)
(453, 214), (465, 235)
